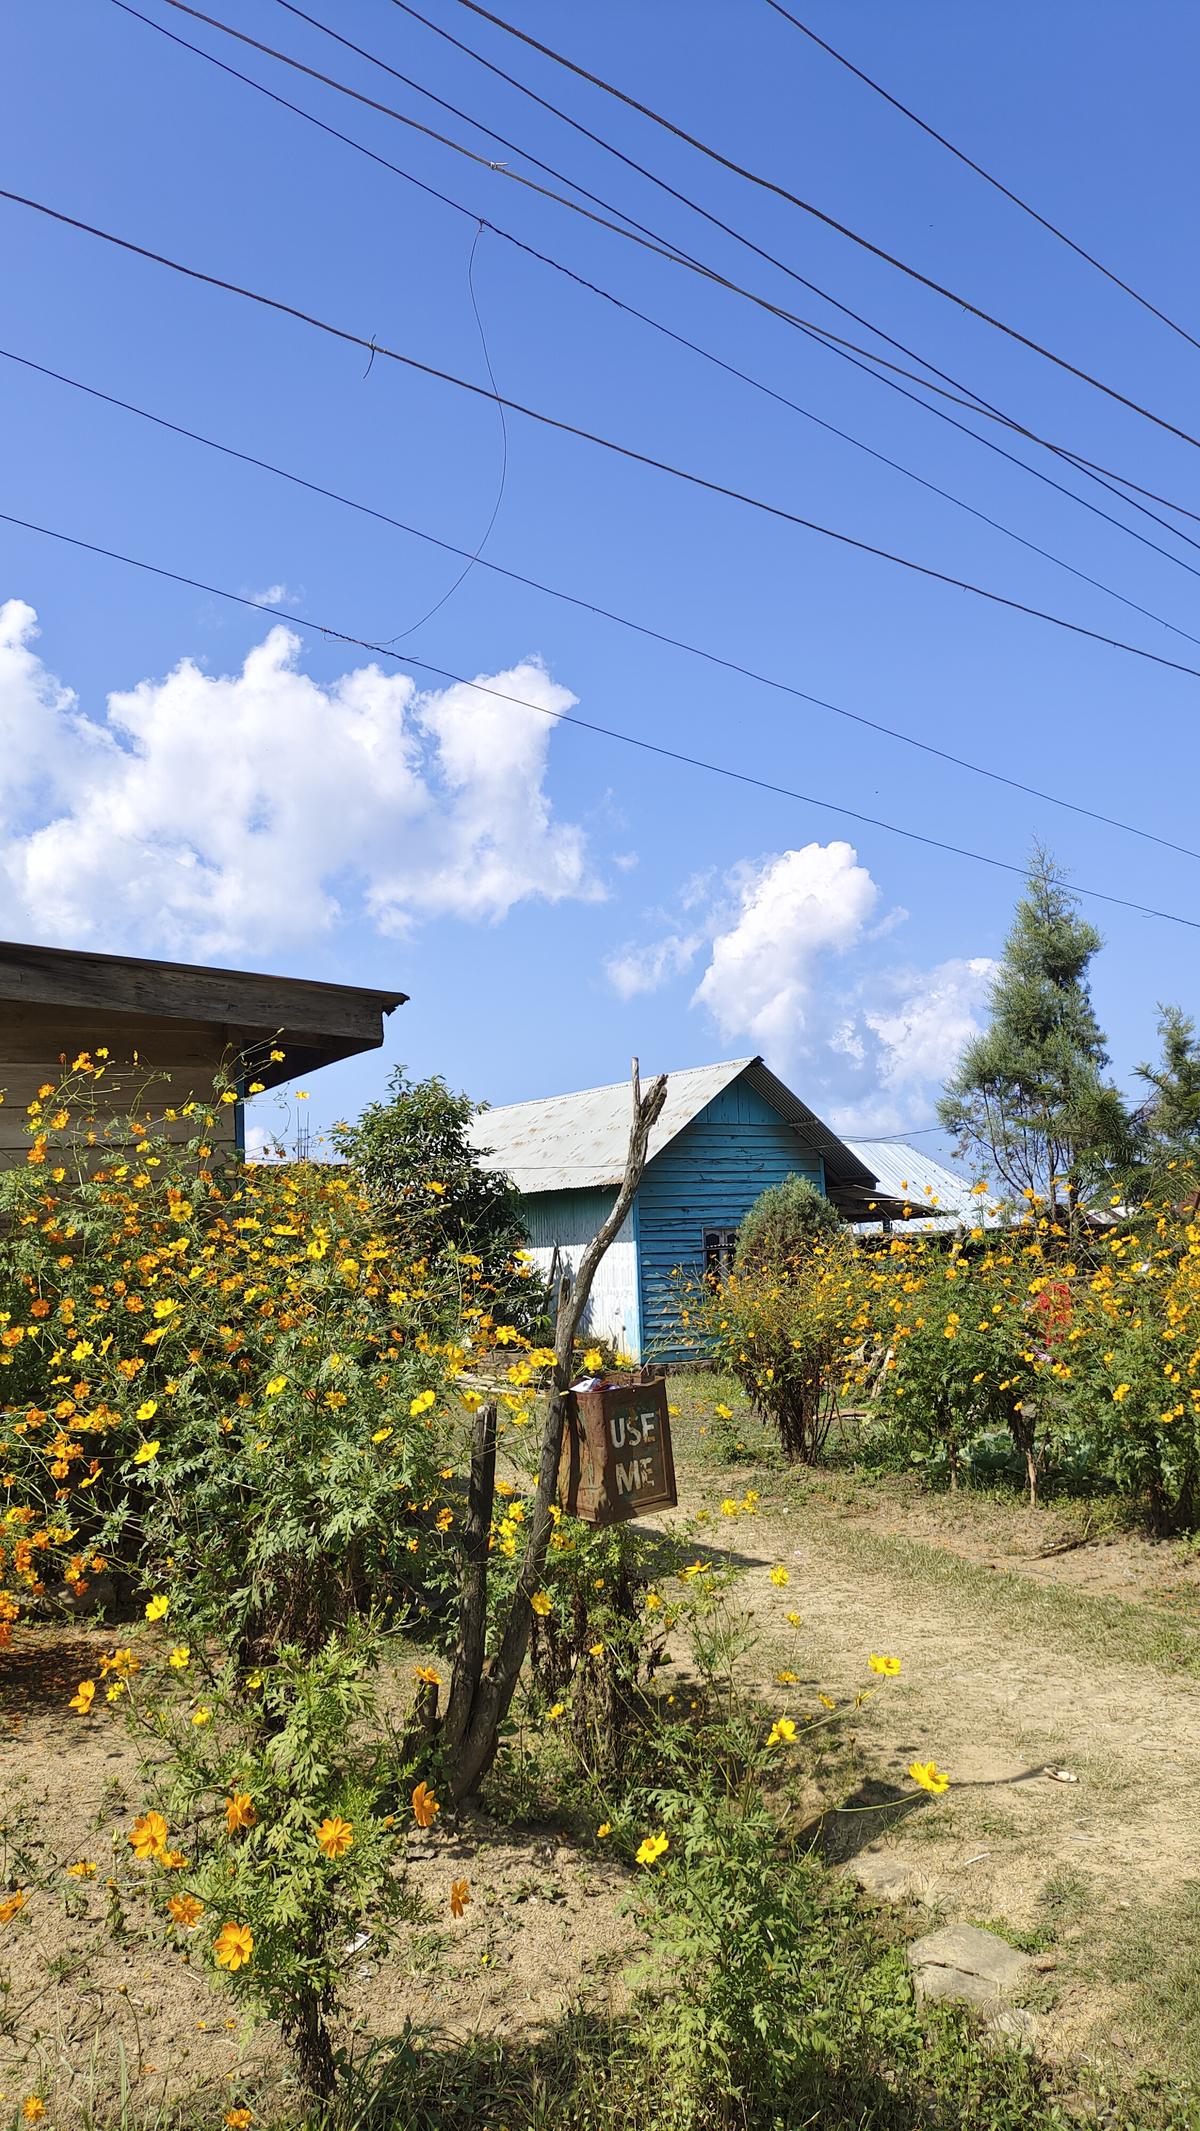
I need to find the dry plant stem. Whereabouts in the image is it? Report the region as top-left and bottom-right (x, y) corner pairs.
(442, 1396), (498, 1756)
(447, 1063), (667, 1801)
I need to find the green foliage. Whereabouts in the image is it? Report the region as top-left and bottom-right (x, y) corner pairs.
(681, 1243), (864, 1462)
(331, 1066), (537, 1324)
(131, 1629), (418, 2096)
(734, 1171), (843, 1273)
(939, 844), (1132, 1227)
(0, 1071), (461, 1657)
(1133, 1005), (1200, 1198)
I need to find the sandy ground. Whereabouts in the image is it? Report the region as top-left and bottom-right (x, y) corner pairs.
(4, 1476), (1200, 2115)
(0, 1629), (635, 2121)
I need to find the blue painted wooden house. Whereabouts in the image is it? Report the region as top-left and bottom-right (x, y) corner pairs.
(469, 1057), (881, 1361)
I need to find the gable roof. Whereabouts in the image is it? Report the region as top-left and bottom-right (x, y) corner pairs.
(470, 1056), (878, 1198)
(842, 1137), (999, 1230)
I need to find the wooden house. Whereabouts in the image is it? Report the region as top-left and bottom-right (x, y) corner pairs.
(0, 938), (405, 1167)
(469, 1056), (885, 1361)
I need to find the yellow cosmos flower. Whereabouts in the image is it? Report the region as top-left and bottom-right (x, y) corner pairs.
(0, 1891), (27, 1925)
(868, 1654), (901, 1677)
(409, 1389), (436, 1416)
(168, 1893), (204, 1929)
(136, 1399), (158, 1421)
(596, 1822), (612, 1838)
(769, 1565), (790, 1587)
(225, 1793), (256, 1834)
(767, 1717), (798, 1747)
(69, 1679), (96, 1714)
(128, 1811), (170, 1862)
(191, 1706), (212, 1727)
(449, 1877), (471, 1918)
(144, 1594), (169, 1622)
(213, 1921), (254, 1972)
(22, 2099), (45, 2124)
(315, 1816), (354, 1860)
(168, 1646), (190, 1669)
(530, 1590), (552, 1617)
(583, 1348), (603, 1372)
(635, 1832), (669, 1867)
(66, 1860), (97, 1879)
(907, 1760), (950, 1796)
(265, 1376), (287, 1397)
(133, 1440), (161, 1466)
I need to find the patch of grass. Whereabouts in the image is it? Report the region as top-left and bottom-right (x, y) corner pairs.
(1098, 1881), (1200, 2090)
(810, 1521), (1200, 1682)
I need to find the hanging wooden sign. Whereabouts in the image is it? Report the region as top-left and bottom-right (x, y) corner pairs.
(559, 1376), (677, 1525)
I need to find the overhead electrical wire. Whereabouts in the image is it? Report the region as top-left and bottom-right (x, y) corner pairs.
(134, 0), (1200, 579)
(366, 0), (1200, 562)
(448, 0), (1200, 459)
(8, 183), (1200, 684)
(763, 0), (1200, 360)
(3, 500), (1198, 934)
(8, 340), (1199, 867)
(107, 0), (1200, 643)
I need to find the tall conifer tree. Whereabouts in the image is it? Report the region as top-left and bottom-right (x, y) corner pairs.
(939, 846), (1131, 1230)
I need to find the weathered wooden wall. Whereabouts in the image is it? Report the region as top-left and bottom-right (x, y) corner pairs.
(519, 1187), (640, 1358)
(0, 1003), (239, 1169)
(637, 1077), (825, 1361)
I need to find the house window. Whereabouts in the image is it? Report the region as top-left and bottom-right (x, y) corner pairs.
(703, 1228), (738, 1280)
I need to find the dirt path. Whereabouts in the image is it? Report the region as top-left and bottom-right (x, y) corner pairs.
(670, 1482), (1200, 2074)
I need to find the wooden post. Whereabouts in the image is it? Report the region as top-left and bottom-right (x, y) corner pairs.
(446, 1062), (667, 1802)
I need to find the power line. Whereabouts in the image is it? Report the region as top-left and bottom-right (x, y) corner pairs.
(135, 0), (1200, 578)
(450, 0), (1200, 459)
(370, 0), (1200, 570)
(8, 340), (1198, 865)
(764, 0), (1200, 360)
(3, 500), (1198, 932)
(10, 186), (1200, 686)
(108, 2), (1200, 647)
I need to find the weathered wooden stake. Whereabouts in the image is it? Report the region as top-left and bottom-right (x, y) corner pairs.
(445, 1061), (667, 1803)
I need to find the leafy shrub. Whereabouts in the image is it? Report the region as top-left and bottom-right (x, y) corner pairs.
(734, 1171), (843, 1273)
(681, 1243), (865, 1463)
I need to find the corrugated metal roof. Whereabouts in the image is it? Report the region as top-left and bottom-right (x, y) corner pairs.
(842, 1138), (998, 1230)
(471, 1056), (876, 1196)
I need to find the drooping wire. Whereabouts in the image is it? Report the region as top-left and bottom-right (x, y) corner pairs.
(129, 0), (1200, 572)
(3, 498), (1199, 931)
(9, 183), (1200, 684)
(381, 222), (509, 643)
(7, 340), (1200, 864)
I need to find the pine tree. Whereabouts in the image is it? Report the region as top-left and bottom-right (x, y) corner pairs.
(1133, 1005), (1200, 1195)
(938, 845), (1131, 1230)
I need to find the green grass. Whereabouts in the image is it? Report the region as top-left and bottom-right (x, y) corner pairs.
(807, 1519), (1200, 1681)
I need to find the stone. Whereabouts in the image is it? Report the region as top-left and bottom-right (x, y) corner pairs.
(907, 1922), (1033, 2008)
(845, 1850), (922, 1904)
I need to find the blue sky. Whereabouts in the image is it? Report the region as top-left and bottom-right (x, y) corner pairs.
(3, 0), (1197, 1159)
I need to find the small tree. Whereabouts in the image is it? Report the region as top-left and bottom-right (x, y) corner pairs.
(333, 1067), (535, 1318)
(939, 844), (1132, 1235)
(1131, 1005), (1200, 1199)
(687, 1242), (863, 1464)
(735, 1173), (843, 1274)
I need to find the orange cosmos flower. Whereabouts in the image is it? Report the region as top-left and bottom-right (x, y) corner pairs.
(411, 1781), (439, 1829)
(213, 1921), (254, 1971)
(315, 1816), (354, 1860)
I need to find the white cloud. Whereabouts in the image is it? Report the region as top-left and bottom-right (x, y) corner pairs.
(245, 583), (299, 608)
(603, 838), (994, 1130)
(0, 602), (598, 957)
(605, 931), (703, 1000)
(694, 843), (879, 1054)
(866, 956), (995, 1090)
